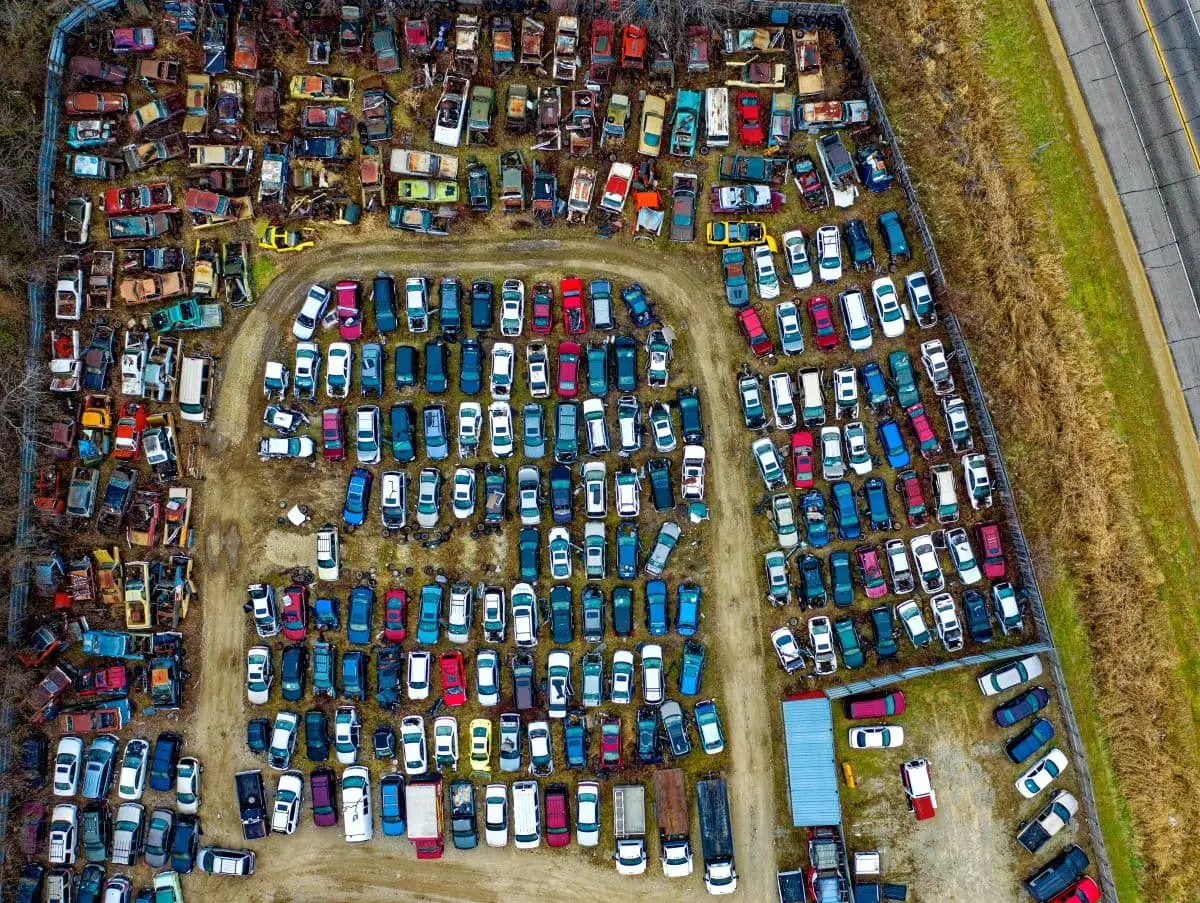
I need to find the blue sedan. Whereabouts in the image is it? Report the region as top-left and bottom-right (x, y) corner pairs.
(459, 339), (483, 395)
(876, 419), (910, 468)
(645, 580), (669, 636)
(342, 467), (372, 526)
(347, 586), (375, 645)
(380, 774), (406, 836)
(416, 584), (443, 645)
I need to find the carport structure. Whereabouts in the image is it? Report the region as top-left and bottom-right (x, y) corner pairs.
(781, 691), (842, 827)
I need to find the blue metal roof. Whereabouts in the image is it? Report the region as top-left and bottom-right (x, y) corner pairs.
(781, 694), (842, 827)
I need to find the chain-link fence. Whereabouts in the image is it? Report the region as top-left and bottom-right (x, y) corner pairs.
(824, 643), (1053, 699)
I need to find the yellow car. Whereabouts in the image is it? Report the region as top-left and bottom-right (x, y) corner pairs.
(705, 220), (778, 252)
(258, 224), (316, 253)
(638, 94), (667, 157)
(469, 718), (492, 774)
(289, 74), (355, 102)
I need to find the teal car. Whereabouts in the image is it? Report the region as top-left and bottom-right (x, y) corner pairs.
(416, 584), (443, 645)
(833, 617), (865, 669)
(830, 550), (854, 607)
(586, 343), (609, 396)
(888, 350), (920, 408)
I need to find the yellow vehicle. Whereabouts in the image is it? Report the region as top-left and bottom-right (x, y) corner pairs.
(258, 224), (317, 253)
(469, 718), (492, 774)
(288, 74), (355, 102)
(705, 220), (777, 251)
(124, 560), (152, 629)
(81, 394), (114, 431)
(638, 94), (667, 157)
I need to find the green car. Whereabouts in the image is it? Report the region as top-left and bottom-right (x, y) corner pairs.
(613, 336), (638, 391)
(586, 343), (609, 396)
(833, 616), (865, 669)
(395, 179), (460, 203)
(888, 350), (920, 408)
(518, 527), (540, 581)
(829, 550), (854, 607)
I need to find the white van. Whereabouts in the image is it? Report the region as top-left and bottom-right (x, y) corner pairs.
(799, 368), (825, 426)
(511, 780), (541, 850)
(178, 354), (214, 423)
(767, 372), (797, 430)
(705, 87), (730, 148)
(930, 463), (960, 524)
(582, 397), (610, 454)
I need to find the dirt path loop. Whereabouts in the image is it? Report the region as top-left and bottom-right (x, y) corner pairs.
(191, 239), (774, 902)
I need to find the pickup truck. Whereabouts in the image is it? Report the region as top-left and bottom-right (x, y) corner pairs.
(1016, 790), (1078, 854)
(235, 770), (267, 840)
(669, 173), (698, 242)
(150, 299), (224, 332)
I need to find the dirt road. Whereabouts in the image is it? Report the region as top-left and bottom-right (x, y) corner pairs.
(189, 239), (777, 901)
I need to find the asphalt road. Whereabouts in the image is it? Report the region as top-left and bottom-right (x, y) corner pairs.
(1046, 0), (1200, 436)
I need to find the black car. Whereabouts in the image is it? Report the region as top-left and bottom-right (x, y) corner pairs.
(13, 863), (44, 903)
(148, 732), (182, 792)
(1023, 844), (1089, 903)
(549, 585), (574, 644)
(246, 718), (270, 755)
(845, 217), (875, 270)
(636, 706), (662, 764)
(280, 646), (308, 702)
(961, 589), (993, 644)
(511, 653), (536, 711)
(993, 686), (1051, 728)
(470, 279), (494, 330)
(423, 339), (449, 394)
(305, 710), (329, 761)
(18, 733), (48, 789)
(549, 464), (572, 523)
(373, 724), (395, 759)
(171, 813), (200, 873)
(869, 605), (898, 660)
(647, 457), (675, 512)
(393, 345), (418, 389)
(467, 161), (492, 213)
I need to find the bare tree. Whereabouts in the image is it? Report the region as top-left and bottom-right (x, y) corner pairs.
(608, 0), (754, 60)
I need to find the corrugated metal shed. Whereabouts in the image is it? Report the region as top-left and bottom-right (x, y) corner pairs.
(781, 692), (842, 827)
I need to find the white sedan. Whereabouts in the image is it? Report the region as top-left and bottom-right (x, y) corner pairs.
(751, 244), (780, 300)
(848, 726), (905, 749)
(325, 342), (352, 399)
(484, 783), (508, 847)
(815, 225), (842, 282)
(576, 781), (601, 847)
(771, 626), (804, 672)
(946, 528), (983, 585)
(271, 771), (303, 835)
(1016, 749), (1069, 799)
(489, 401), (514, 458)
(782, 229), (813, 289)
(610, 650), (635, 704)
(500, 279), (525, 336)
(401, 716), (428, 775)
(246, 646), (273, 705)
(490, 342), (515, 400)
(870, 276), (906, 339)
(407, 651), (431, 700)
(641, 644), (664, 704)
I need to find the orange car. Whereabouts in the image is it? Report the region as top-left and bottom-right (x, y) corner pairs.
(65, 92), (129, 115)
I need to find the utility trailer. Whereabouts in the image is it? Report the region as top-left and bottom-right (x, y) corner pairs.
(406, 778), (444, 859)
(612, 784), (647, 875)
(653, 768), (693, 878)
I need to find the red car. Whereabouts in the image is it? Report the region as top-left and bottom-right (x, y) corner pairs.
(900, 758), (936, 820)
(976, 522), (1007, 579)
(734, 91), (765, 147)
(807, 295), (840, 350)
(310, 767), (338, 827)
(112, 401), (147, 460)
(560, 276), (587, 334)
(736, 307), (773, 358)
(531, 281), (554, 335)
(439, 651), (467, 706)
(65, 92), (129, 115)
(18, 801), (45, 857)
(383, 588), (407, 642)
(905, 403), (940, 459)
(845, 690), (906, 720)
(281, 584), (308, 641)
(600, 714), (623, 769)
(896, 469), (927, 527)
(110, 26), (155, 53)
(856, 545), (888, 599)
(544, 783), (571, 847)
(335, 280), (362, 340)
(791, 430), (814, 489)
(321, 407), (346, 462)
(1050, 878), (1100, 903)
(556, 341), (581, 398)
(104, 182), (173, 215)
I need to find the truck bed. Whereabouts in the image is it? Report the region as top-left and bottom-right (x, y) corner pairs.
(696, 777), (733, 859)
(652, 768), (689, 838)
(613, 784), (646, 837)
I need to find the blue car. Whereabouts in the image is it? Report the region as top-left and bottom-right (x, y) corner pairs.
(393, 345), (417, 389)
(802, 490), (829, 548)
(342, 650), (366, 700)
(676, 584), (701, 636)
(424, 339), (448, 394)
(438, 277), (462, 338)
(876, 419), (910, 468)
(360, 342), (384, 397)
(645, 580), (668, 636)
(342, 467), (372, 526)
(678, 640), (705, 696)
(470, 279), (494, 330)
(459, 338), (483, 395)
(347, 586), (375, 644)
(1005, 717), (1054, 764)
(861, 361), (890, 409)
(620, 283), (653, 326)
(380, 774), (406, 835)
(863, 478), (892, 531)
(522, 403), (546, 458)
(416, 584), (443, 645)
(616, 523), (639, 579)
(831, 481), (861, 540)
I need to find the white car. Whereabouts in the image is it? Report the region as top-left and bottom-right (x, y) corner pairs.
(930, 593), (964, 651)
(832, 366), (858, 416)
(909, 535), (945, 593)
(415, 468), (441, 529)
(316, 524), (340, 581)
(641, 644), (664, 704)
(354, 405), (381, 465)
(175, 757), (201, 814)
(325, 341), (352, 399)
(293, 342), (321, 399)
(896, 599), (932, 647)
(820, 426), (845, 480)
(116, 738), (149, 801)
(271, 771), (303, 835)
(548, 526), (573, 580)
(771, 626), (804, 673)
(844, 422), (872, 476)
(905, 270), (936, 326)
(920, 339), (954, 395)
(341, 766), (372, 843)
(871, 276), (905, 339)
(681, 444), (706, 501)
(491, 342), (515, 400)
(380, 470), (407, 529)
(511, 583), (539, 648)
(405, 277), (430, 333)
(614, 470), (641, 518)
(53, 736), (84, 797)
(401, 715), (428, 775)
(407, 650), (431, 700)
(527, 721), (553, 776)
(433, 715), (459, 770)
(776, 301), (804, 355)
(848, 726), (905, 749)
(458, 402), (482, 452)
(962, 453), (993, 510)
(489, 401), (514, 457)
(648, 402), (677, 452)
(258, 436), (315, 459)
(808, 616), (837, 675)
(292, 284), (331, 340)
(582, 461), (607, 518)
(946, 528), (982, 584)
(451, 467), (477, 520)
(885, 539), (915, 594)
(334, 706), (361, 765)
(751, 437), (786, 488)
(1016, 749), (1069, 799)
(500, 278), (525, 336)
(751, 243), (780, 299)
(517, 465), (541, 525)
(546, 650), (572, 718)
(476, 649), (500, 706)
(978, 654), (1043, 696)
(781, 229), (813, 289)
(767, 372), (797, 430)
(815, 225), (842, 282)
(840, 289), (873, 352)
(576, 781), (601, 847)
(610, 650), (635, 704)
(484, 783), (508, 847)
(268, 711), (300, 770)
(447, 582), (473, 642)
(771, 493), (798, 549)
(245, 646), (273, 705)
(526, 342), (550, 398)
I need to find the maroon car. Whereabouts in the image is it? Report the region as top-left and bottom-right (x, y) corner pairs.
(976, 522), (1007, 579)
(68, 56), (129, 86)
(281, 585), (308, 641)
(845, 690), (906, 720)
(322, 407), (346, 462)
(310, 767), (338, 827)
(18, 801), (46, 856)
